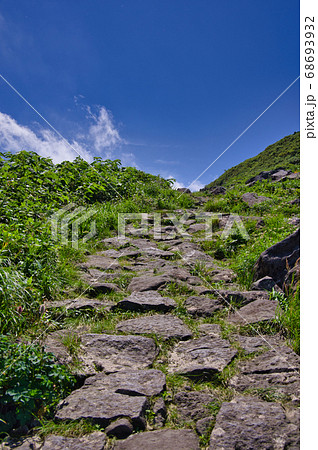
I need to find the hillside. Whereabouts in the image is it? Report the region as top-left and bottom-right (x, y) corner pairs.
(204, 131), (300, 189)
(0, 149), (299, 448)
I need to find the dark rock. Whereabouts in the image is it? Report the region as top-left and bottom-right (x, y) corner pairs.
(105, 418), (133, 439)
(250, 276), (282, 292)
(153, 398), (167, 427)
(128, 275), (171, 292)
(177, 188), (191, 193)
(55, 389), (148, 429)
(241, 192), (270, 207)
(227, 298), (279, 325)
(87, 281), (120, 295)
(216, 289), (269, 307)
(209, 397), (299, 449)
(184, 296), (224, 316)
(253, 229), (300, 287)
(245, 168), (289, 186)
(271, 169), (291, 181)
(41, 432), (106, 450)
(114, 292), (176, 313)
(116, 315), (193, 340)
(113, 429), (200, 450)
(207, 186), (226, 196)
(246, 170), (274, 185)
(168, 336), (237, 375)
(83, 369), (166, 397)
(79, 334), (158, 374)
(174, 390), (216, 421)
(196, 416), (215, 436)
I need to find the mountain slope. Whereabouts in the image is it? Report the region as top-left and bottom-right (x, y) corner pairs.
(204, 131), (300, 189)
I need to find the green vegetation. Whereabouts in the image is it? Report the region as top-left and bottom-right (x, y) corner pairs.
(204, 131), (299, 188)
(0, 150), (193, 436)
(0, 132), (300, 443)
(0, 336), (76, 435)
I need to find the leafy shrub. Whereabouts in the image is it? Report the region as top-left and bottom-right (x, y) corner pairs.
(0, 336), (76, 435)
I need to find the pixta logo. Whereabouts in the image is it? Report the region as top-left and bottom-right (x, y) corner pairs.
(118, 212), (249, 241)
(50, 203), (97, 248)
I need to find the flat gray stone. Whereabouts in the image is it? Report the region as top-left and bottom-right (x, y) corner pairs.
(230, 346), (300, 401)
(168, 336), (237, 375)
(232, 334), (284, 354)
(55, 388), (148, 429)
(83, 369), (166, 397)
(116, 315), (192, 340)
(208, 268), (236, 283)
(114, 292), (176, 312)
(187, 223), (207, 233)
(45, 298), (113, 311)
(209, 397), (299, 449)
(227, 298), (279, 325)
(41, 432), (106, 450)
(184, 296), (224, 316)
(174, 390), (216, 421)
(79, 334), (158, 374)
(114, 429), (200, 449)
(128, 275), (171, 292)
(80, 254), (121, 271)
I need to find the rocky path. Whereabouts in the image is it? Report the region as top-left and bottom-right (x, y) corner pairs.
(9, 206), (300, 449)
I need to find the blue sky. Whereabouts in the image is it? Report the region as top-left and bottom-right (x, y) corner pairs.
(0, 0), (299, 190)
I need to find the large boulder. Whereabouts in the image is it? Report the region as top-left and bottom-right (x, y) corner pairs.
(253, 229), (300, 287)
(241, 192), (270, 207)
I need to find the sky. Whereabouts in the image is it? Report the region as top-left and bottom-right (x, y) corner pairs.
(0, 0), (300, 191)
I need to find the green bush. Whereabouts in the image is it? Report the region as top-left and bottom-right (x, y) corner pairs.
(0, 336), (76, 435)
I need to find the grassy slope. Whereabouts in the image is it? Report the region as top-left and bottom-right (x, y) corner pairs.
(204, 131), (300, 188)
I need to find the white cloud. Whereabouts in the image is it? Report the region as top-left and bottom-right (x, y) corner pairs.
(188, 180), (205, 192)
(0, 105), (124, 164)
(85, 106), (122, 154)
